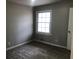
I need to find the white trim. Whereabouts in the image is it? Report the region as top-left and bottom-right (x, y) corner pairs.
(6, 40), (32, 51)
(35, 40), (67, 49)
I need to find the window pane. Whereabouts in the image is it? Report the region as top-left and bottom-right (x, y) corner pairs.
(38, 13), (42, 17)
(38, 18), (50, 22)
(41, 28), (45, 32)
(45, 23), (49, 28)
(38, 23), (42, 27)
(38, 18), (42, 22)
(46, 12), (50, 17)
(42, 13), (46, 17)
(38, 27), (41, 32)
(41, 23), (45, 27)
(45, 28), (49, 32)
(45, 18), (50, 22)
(42, 18), (46, 22)
(37, 11), (51, 33)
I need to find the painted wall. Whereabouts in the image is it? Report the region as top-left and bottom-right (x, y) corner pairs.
(6, 2), (33, 48)
(33, 1), (72, 47)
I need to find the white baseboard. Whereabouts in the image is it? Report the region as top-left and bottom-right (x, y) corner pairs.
(35, 40), (67, 49)
(6, 40), (32, 51)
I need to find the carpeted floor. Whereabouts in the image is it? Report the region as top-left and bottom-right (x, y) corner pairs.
(6, 41), (70, 59)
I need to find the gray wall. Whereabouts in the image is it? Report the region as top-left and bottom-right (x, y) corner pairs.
(6, 2), (33, 48)
(33, 1), (72, 47)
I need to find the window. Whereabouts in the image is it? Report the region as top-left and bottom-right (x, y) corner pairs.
(37, 11), (51, 33)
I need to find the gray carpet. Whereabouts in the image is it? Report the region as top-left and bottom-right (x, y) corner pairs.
(7, 41), (70, 59)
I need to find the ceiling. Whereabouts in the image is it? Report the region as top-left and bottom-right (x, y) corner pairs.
(7, 0), (61, 7)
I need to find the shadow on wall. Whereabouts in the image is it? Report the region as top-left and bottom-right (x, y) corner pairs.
(6, 2), (33, 48)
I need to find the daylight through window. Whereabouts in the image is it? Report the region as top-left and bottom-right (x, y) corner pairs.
(37, 12), (51, 33)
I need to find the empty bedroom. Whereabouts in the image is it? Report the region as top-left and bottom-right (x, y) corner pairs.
(6, 0), (73, 59)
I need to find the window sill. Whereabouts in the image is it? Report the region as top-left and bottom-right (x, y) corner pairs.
(36, 32), (52, 36)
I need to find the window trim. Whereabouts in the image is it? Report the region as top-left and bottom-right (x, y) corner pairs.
(35, 10), (52, 34)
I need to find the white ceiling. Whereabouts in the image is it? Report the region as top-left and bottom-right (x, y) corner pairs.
(7, 0), (61, 7)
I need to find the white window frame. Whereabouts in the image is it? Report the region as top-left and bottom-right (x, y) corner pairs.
(36, 10), (52, 34)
